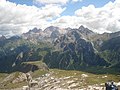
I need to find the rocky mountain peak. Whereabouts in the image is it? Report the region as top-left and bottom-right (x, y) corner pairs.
(79, 25), (85, 30)
(44, 26), (59, 32)
(28, 27), (42, 34)
(0, 35), (6, 41)
(78, 25), (94, 35)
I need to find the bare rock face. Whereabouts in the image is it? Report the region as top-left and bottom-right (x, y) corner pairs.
(0, 35), (6, 41)
(44, 27), (108, 70)
(2, 73), (15, 83)
(22, 85), (29, 90)
(2, 72), (32, 84)
(12, 73), (27, 83)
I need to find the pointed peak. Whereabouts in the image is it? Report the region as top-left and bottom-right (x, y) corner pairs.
(0, 35), (6, 40)
(44, 26), (59, 31)
(29, 27), (42, 33)
(78, 25), (95, 35)
(79, 25), (85, 30)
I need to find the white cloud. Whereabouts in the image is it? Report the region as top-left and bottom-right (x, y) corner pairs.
(34, 0), (69, 5)
(72, 0), (83, 3)
(0, 0), (65, 37)
(51, 0), (120, 34)
(74, 0), (120, 33)
(0, 0), (5, 2)
(41, 4), (66, 19)
(51, 16), (80, 28)
(0, 0), (120, 37)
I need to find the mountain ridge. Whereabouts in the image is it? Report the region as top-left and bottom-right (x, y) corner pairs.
(0, 25), (120, 73)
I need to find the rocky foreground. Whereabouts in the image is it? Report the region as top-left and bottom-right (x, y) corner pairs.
(8, 73), (105, 90)
(1, 69), (119, 90)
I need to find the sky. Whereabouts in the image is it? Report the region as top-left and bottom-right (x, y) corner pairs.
(0, 0), (120, 37)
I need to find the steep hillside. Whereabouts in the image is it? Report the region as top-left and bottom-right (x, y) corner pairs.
(99, 36), (120, 67)
(0, 25), (120, 73)
(44, 27), (108, 70)
(0, 37), (53, 72)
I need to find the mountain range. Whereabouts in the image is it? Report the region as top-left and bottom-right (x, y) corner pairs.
(0, 25), (120, 73)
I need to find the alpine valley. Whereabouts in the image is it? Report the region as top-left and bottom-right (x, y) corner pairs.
(0, 25), (120, 89)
